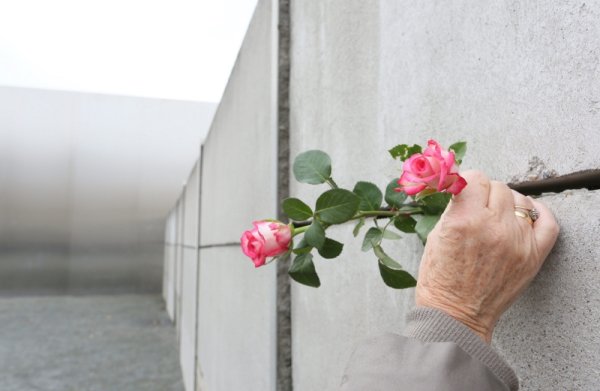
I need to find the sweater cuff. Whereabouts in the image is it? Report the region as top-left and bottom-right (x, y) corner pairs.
(404, 307), (519, 391)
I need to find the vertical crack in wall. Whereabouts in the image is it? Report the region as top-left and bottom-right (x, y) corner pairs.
(276, 0), (292, 389)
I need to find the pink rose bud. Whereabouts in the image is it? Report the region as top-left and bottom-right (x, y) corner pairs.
(240, 221), (292, 268)
(396, 139), (467, 196)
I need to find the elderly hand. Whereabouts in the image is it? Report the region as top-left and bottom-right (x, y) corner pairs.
(415, 170), (560, 343)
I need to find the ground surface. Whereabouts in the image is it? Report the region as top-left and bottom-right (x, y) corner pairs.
(0, 294), (184, 391)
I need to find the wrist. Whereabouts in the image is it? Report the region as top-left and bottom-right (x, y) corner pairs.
(415, 299), (493, 343)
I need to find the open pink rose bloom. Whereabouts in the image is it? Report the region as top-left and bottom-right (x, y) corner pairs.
(396, 139), (467, 196)
(241, 221), (292, 267)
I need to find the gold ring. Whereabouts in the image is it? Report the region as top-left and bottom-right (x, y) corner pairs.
(514, 205), (540, 222)
(514, 210), (533, 225)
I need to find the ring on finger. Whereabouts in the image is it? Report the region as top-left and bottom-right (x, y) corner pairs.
(514, 205), (540, 222)
(514, 210), (534, 225)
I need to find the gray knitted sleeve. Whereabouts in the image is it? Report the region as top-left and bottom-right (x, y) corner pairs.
(404, 307), (519, 391)
(340, 307), (519, 391)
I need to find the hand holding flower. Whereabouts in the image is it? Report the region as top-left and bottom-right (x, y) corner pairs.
(240, 139), (469, 290)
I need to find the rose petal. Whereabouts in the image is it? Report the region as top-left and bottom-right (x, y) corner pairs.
(445, 175), (468, 195)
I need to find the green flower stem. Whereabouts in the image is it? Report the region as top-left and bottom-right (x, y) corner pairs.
(291, 207), (424, 229)
(326, 177), (339, 189)
(292, 225), (310, 236)
(354, 207), (423, 219)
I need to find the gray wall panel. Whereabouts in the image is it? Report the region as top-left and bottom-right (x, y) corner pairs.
(289, 1), (600, 390)
(195, 0), (278, 389)
(180, 247), (198, 391)
(199, 0), (277, 247)
(196, 246), (276, 391)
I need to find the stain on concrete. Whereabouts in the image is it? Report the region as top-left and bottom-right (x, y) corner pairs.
(511, 156), (559, 183)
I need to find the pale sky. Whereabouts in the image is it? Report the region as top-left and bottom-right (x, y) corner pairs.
(0, 0), (258, 102)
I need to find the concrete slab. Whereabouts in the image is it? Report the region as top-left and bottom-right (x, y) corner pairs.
(289, 3), (600, 388)
(378, 1), (600, 182)
(163, 210), (176, 304)
(175, 196), (185, 330)
(494, 189), (600, 390)
(290, 1), (600, 186)
(196, 246), (276, 391)
(179, 161), (200, 391)
(179, 248), (198, 391)
(183, 162), (200, 247)
(166, 207), (178, 320)
(199, 0), (277, 246)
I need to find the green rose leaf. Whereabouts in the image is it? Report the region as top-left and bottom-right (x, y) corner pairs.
(388, 144), (422, 161)
(393, 215), (417, 233)
(282, 198), (313, 221)
(305, 220), (326, 250)
(353, 181), (383, 211)
(415, 214), (442, 244)
(420, 193), (452, 215)
(289, 253), (321, 288)
(317, 238), (344, 259)
(385, 179), (407, 208)
(361, 227), (383, 252)
(292, 238), (312, 255)
(315, 189), (360, 224)
(449, 141), (467, 164)
(373, 245), (417, 289)
(293, 150), (332, 185)
(352, 217), (365, 237)
(382, 230), (401, 240)
(378, 260), (417, 289)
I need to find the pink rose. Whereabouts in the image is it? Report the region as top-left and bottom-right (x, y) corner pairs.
(241, 221), (292, 267)
(396, 139), (467, 196)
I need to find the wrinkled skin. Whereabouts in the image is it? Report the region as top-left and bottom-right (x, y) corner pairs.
(416, 170), (560, 343)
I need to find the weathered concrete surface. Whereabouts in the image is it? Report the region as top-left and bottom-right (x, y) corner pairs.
(180, 248), (197, 391)
(163, 210), (176, 311)
(494, 189), (600, 390)
(199, 0), (277, 246)
(194, 0), (278, 389)
(289, 1), (600, 390)
(378, 1), (600, 183)
(0, 295), (183, 391)
(174, 194), (185, 330)
(196, 247), (276, 391)
(165, 210), (177, 321)
(179, 163), (200, 391)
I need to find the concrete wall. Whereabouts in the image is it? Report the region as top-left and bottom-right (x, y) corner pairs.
(0, 86), (216, 294)
(289, 1), (600, 390)
(174, 194), (185, 330)
(195, 0), (278, 389)
(164, 0), (279, 389)
(163, 209), (176, 318)
(180, 161), (200, 391)
(164, 0), (600, 390)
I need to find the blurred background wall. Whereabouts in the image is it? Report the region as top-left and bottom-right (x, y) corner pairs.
(0, 86), (215, 294)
